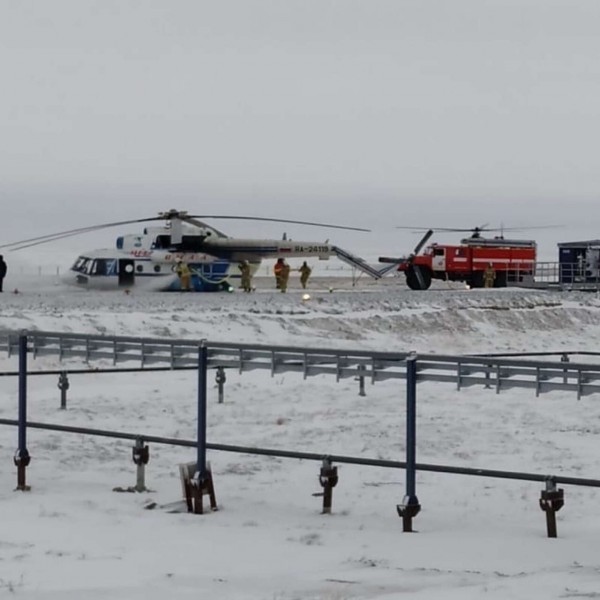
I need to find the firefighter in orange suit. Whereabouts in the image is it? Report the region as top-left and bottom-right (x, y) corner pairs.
(274, 258), (285, 289)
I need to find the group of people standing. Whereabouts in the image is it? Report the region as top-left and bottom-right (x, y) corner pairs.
(274, 259), (312, 292)
(237, 258), (312, 293)
(173, 257), (313, 293)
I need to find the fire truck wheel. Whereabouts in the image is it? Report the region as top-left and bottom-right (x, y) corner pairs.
(406, 266), (432, 290)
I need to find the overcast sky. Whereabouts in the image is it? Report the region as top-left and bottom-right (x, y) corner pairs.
(1, 0), (599, 264)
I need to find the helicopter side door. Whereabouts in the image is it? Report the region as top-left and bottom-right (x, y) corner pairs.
(118, 259), (135, 286)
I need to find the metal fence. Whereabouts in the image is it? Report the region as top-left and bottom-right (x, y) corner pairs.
(1, 329), (597, 536)
(3, 330), (600, 398)
(507, 261), (600, 290)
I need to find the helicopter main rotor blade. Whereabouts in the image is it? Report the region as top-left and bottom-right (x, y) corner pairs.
(0, 225), (101, 250)
(396, 226), (501, 233)
(1, 209), (370, 252)
(377, 229), (434, 267)
(6, 227), (112, 251)
(396, 224), (560, 233)
(0, 216), (165, 251)
(489, 225), (561, 231)
(188, 215), (370, 232)
(412, 229), (434, 256)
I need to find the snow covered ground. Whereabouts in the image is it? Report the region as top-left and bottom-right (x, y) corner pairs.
(1, 275), (600, 599)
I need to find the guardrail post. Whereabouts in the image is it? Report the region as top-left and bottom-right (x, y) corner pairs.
(132, 437), (150, 492)
(397, 353), (421, 531)
(561, 354), (569, 385)
(190, 342), (217, 514)
(484, 363), (492, 389)
(197, 343), (208, 482)
(14, 334), (31, 491)
(57, 371), (70, 409)
(539, 476), (564, 538)
(357, 365), (366, 397)
(318, 457), (339, 514)
(215, 366), (226, 404)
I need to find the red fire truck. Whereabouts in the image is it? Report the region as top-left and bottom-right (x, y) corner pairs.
(381, 234), (537, 290)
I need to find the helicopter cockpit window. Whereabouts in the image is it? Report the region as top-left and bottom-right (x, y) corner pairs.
(433, 248), (445, 256)
(91, 260), (105, 276)
(72, 257), (91, 273)
(89, 259), (116, 276)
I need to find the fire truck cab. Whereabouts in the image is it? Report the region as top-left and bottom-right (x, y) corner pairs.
(399, 236), (537, 290)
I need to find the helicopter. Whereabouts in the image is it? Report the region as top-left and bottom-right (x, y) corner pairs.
(1, 209), (390, 291)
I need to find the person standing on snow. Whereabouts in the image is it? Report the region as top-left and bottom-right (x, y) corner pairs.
(175, 258), (192, 291)
(483, 263), (496, 288)
(0, 255), (6, 292)
(279, 260), (291, 293)
(299, 261), (312, 289)
(274, 258), (285, 289)
(238, 260), (252, 292)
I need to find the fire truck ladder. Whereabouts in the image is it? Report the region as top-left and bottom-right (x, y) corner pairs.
(332, 246), (398, 280)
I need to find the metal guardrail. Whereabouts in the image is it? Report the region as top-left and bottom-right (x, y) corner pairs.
(2, 418), (599, 488)
(2, 330), (600, 398)
(0, 330), (409, 381)
(0, 331), (593, 536)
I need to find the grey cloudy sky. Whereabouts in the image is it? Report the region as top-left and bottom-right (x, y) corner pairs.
(1, 0), (599, 263)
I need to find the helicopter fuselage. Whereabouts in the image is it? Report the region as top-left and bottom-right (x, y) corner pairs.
(65, 224), (333, 291)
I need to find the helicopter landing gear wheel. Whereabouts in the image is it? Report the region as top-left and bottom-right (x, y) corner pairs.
(405, 266), (432, 290)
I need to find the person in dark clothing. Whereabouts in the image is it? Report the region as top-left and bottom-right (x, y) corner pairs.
(0, 255), (6, 292)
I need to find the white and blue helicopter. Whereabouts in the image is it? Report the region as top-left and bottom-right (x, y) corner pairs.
(2, 209), (391, 291)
